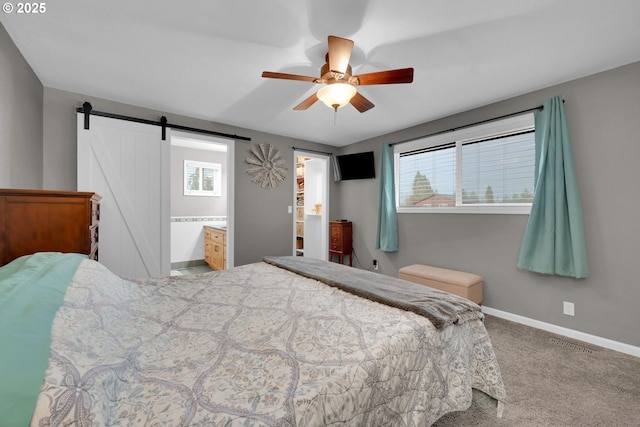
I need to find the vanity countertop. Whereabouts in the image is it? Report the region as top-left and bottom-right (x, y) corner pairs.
(204, 225), (227, 232)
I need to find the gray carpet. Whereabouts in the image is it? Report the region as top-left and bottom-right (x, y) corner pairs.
(433, 315), (640, 426)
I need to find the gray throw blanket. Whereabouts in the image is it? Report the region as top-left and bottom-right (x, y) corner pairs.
(263, 256), (482, 329)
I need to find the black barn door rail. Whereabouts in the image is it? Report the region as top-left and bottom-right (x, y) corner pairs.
(78, 102), (251, 142)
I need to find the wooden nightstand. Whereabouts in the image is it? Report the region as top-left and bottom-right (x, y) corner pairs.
(329, 220), (353, 266)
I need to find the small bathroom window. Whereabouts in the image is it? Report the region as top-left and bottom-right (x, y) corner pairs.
(184, 160), (221, 196)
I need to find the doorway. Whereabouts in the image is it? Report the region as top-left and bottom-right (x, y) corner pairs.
(169, 131), (234, 273)
(293, 150), (330, 260)
(77, 111), (238, 278)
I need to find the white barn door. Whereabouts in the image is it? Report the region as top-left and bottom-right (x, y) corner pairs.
(77, 114), (170, 278)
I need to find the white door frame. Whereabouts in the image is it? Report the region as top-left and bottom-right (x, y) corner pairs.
(293, 150), (330, 260)
(169, 130), (235, 269)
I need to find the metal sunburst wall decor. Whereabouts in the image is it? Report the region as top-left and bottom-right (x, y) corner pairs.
(246, 143), (287, 188)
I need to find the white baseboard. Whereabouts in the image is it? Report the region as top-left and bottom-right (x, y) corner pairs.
(482, 306), (640, 358)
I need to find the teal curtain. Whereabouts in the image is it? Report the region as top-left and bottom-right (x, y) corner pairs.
(517, 96), (589, 278)
(376, 143), (399, 252)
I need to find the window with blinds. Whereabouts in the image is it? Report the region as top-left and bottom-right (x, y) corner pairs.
(395, 113), (535, 214)
(184, 160), (221, 197)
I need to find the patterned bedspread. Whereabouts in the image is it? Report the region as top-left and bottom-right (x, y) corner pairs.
(31, 259), (506, 426)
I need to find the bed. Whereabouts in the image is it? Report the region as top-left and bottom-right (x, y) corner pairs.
(1, 252), (506, 426)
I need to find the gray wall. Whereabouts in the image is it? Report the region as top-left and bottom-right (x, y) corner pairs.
(41, 87), (337, 268)
(170, 145), (227, 217)
(334, 61), (640, 348)
(0, 23), (43, 188)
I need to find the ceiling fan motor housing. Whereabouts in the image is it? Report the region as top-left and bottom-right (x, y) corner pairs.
(320, 62), (356, 86)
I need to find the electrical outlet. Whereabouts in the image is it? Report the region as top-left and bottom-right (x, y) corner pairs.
(373, 259), (379, 270)
(563, 301), (575, 316)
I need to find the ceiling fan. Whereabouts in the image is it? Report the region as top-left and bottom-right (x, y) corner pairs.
(262, 35), (414, 113)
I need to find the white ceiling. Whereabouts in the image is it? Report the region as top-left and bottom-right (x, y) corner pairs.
(3, 0), (640, 147)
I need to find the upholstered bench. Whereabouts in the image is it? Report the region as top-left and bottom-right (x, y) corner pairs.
(398, 264), (483, 305)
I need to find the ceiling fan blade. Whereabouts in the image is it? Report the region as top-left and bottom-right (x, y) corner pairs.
(293, 93), (319, 110)
(327, 35), (354, 74)
(350, 92), (375, 113)
(262, 71), (318, 83)
(355, 68), (414, 85)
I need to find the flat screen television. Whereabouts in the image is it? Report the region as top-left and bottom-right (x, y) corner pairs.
(333, 151), (376, 181)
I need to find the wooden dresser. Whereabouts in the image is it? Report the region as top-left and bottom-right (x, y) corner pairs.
(0, 189), (101, 267)
(204, 226), (226, 270)
(329, 220), (353, 266)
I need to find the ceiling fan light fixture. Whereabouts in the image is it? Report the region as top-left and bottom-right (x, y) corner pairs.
(317, 83), (356, 111)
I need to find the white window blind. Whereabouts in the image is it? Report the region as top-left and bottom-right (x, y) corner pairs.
(395, 113), (535, 214)
(184, 160), (221, 196)
(398, 142), (456, 207)
(460, 130), (535, 205)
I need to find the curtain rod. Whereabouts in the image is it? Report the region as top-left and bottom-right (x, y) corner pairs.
(390, 101), (561, 147)
(291, 146), (333, 156)
(77, 102), (251, 142)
